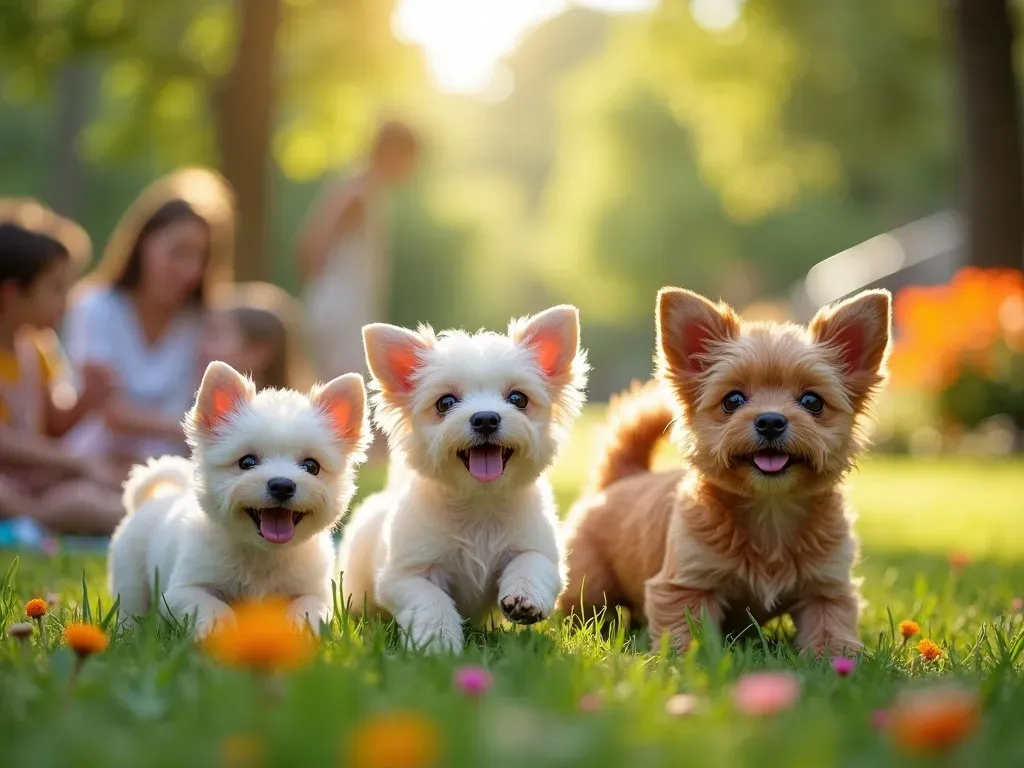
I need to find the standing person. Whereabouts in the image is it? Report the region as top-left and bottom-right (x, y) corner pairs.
(297, 119), (420, 381)
(63, 168), (235, 467)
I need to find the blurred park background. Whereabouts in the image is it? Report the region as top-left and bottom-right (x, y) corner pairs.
(2, 0), (1023, 456)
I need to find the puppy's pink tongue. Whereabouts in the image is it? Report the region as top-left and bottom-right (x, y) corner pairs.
(259, 509), (295, 543)
(754, 452), (790, 473)
(468, 445), (504, 482)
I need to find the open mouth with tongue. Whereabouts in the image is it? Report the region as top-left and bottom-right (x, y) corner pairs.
(750, 451), (795, 475)
(458, 444), (514, 483)
(246, 507), (306, 544)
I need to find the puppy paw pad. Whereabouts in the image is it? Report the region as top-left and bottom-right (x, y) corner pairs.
(500, 594), (546, 625)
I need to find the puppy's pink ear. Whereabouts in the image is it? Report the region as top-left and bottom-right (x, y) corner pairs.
(362, 323), (432, 394)
(810, 289), (891, 405)
(657, 288), (739, 375)
(511, 305), (581, 381)
(310, 373), (366, 443)
(194, 361), (255, 432)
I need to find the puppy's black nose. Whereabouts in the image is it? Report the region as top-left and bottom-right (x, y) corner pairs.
(266, 477), (296, 502)
(470, 411), (501, 437)
(754, 412), (788, 440)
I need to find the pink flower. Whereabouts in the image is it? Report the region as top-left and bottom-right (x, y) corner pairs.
(577, 693), (603, 712)
(1011, 597), (1023, 613)
(832, 657), (856, 677)
(454, 666), (493, 697)
(873, 709), (890, 729)
(732, 672), (801, 716)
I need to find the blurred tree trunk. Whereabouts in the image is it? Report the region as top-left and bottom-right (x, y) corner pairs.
(51, 65), (89, 220)
(952, 0), (1024, 270)
(214, 0), (282, 283)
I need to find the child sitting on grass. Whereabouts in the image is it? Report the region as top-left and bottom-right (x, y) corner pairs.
(0, 212), (125, 535)
(203, 281), (307, 392)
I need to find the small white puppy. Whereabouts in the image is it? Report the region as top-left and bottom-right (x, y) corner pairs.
(338, 306), (588, 653)
(108, 361), (369, 637)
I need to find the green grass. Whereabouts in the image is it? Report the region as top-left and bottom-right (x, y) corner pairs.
(2, 447), (1024, 767)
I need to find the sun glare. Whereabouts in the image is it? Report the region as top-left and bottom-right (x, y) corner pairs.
(394, 0), (657, 94)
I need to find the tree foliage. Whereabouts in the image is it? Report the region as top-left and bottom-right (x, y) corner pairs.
(0, 0), (416, 177)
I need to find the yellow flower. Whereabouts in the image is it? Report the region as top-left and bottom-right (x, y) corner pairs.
(349, 710), (440, 768)
(203, 599), (315, 673)
(25, 598), (47, 619)
(899, 620), (920, 642)
(65, 623), (109, 657)
(888, 686), (979, 754)
(917, 638), (942, 662)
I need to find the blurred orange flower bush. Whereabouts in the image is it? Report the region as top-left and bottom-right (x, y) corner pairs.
(889, 268), (1024, 431)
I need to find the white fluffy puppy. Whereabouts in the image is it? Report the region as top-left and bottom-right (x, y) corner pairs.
(338, 306), (588, 653)
(109, 361), (369, 637)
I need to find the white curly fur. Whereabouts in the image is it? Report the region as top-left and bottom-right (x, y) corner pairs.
(108, 362), (370, 637)
(339, 306), (588, 653)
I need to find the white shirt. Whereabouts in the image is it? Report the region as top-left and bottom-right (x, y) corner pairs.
(62, 287), (203, 460)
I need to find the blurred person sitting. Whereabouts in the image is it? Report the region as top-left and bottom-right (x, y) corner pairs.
(297, 119), (420, 382)
(203, 281), (309, 392)
(0, 208), (124, 535)
(63, 168), (235, 468)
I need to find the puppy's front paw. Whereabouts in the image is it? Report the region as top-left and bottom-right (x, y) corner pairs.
(418, 630), (464, 655)
(499, 593), (546, 625)
(497, 552), (559, 627)
(289, 597), (330, 633)
(403, 611), (465, 655)
(193, 608), (237, 641)
(799, 635), (864, 657)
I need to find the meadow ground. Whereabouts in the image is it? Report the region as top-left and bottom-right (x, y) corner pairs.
(2, 409), (1024, 767)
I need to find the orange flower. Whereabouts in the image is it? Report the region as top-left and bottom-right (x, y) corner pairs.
(25, 598), (47, 619)
(917, 638), (942, 662)
(887, 686), (979, 754)
(65, 623), (109, 656)
(220, 733), (262, 768)
(203, 599), (315, 673)
(899, 620), (920, 642)
(948, 551), (970, 570)
(349, 710), (440, 768)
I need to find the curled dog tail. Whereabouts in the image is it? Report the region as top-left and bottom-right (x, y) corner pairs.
(589, 380), (676, 491)
(121, 456), (194, 515)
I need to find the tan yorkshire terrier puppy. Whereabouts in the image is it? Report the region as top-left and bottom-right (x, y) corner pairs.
(557, 287), (891, 654)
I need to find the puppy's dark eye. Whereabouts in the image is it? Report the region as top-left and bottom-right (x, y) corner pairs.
(238, 454), (259, 471)
(798, 392), (825, 414)
(722, 391), (747, 413)
(435, 394), (458, 415)
(300, 458), (320, 476)
(507, 391), (529, 409)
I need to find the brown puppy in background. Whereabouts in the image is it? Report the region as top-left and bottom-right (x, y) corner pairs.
(557, 287), (891, 654)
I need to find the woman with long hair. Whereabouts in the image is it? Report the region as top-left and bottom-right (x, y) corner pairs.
(63, 168), (235, 466)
